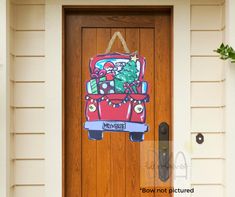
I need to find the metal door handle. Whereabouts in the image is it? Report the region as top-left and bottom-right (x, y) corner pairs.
(158, 122), (169, 182)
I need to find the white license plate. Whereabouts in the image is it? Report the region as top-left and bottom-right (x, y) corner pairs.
(102, 121), (126, 131)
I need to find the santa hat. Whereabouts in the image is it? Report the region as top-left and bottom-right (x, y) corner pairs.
(104, 62), (115, 70)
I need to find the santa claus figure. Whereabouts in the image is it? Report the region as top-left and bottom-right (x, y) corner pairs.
(103, 61), (115, 80)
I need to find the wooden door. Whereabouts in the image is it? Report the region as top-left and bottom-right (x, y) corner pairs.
(64, 7), (172, 197)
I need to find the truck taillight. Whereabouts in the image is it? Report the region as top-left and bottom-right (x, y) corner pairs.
(131, 103), (145, 123)
(85, 101), (99, 121)
(88, 103), (97, 112)
(134, 104), (144, 114)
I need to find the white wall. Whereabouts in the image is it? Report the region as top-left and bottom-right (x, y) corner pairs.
(9, 0), (46, 197)
(190, 0), (225, 196)
(224, 0), (235, 196)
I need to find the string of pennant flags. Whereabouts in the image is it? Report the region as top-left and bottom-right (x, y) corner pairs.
(85, 94), (150, 108)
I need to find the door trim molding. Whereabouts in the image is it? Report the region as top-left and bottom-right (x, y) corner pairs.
(45, 1), (190, 197)
(0, 1), (10, 197)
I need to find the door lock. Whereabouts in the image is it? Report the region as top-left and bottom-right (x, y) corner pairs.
(158, 122), (170, 182)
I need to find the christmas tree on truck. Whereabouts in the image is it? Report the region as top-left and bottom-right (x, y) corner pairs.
(114, 58), (139, 93)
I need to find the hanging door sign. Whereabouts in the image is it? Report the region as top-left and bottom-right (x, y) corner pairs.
(84, 32), (149, 142)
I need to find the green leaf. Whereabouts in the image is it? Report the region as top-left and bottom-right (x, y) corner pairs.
(214, 43), (235, 63)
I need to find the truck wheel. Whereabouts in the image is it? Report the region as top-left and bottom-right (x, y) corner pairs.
(88, 130), (103, 140)
(129, 132), (144, 142)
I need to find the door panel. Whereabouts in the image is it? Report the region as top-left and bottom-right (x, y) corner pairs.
(64, 12), (82, 197)
(81, 28), (97, 197)
(139, 28), (155, 195)
(96, 28), (112, 197)
(125, 28), (141, 197)
(109, 28), (127, 197)
(64, 8), (172, 197)
(155, 15), (172, 191)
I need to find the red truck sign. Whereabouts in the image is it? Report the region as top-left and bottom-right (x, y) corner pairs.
(84, 52), (149, 142)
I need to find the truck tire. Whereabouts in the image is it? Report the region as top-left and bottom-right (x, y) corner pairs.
(129, 132), (144, 142)
(88, 130), (103, 140)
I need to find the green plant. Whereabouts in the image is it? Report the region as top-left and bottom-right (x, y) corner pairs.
(214, 43), (235, 63)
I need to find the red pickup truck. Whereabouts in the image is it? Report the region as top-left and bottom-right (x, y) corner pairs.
(84, 52), (149, 142)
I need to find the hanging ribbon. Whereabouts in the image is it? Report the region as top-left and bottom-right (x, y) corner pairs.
(105, 31), (130, 54)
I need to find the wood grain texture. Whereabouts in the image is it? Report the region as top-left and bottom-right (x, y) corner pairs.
(110, 28), (126, 197)
(154, 13), (172, 196)
(139, 28), (155, 197)
(77, 15), (155, 28)
(96, 28), (111, 197)
(64, 8), (172, 197)
(125, 28), (140, 197)
(81, 28), (97, 197)
(64, 13), (82, 197)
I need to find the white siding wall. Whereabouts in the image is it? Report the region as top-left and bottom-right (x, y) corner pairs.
(10, 0), (45, 197)
(225, 0), (235, 196)
(190, 0), (225, 196)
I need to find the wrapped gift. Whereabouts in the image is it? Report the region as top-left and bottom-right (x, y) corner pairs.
(141, 81), (148, 93)
(123, 81), (148, 94)
(136, 81), (148, 94)
(98, 80), (115, 94)
(123, 81), (140, 94)
(86, 79), (98, 94)
(99, 76), (106, 82)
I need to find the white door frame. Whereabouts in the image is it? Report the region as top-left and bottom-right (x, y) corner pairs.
(0, 1), (10, 197)
(45, 1), (191, 197)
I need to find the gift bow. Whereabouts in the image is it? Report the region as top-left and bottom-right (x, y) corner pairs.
(124, 80), (140, 94)
(91, 68), (106, 78)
